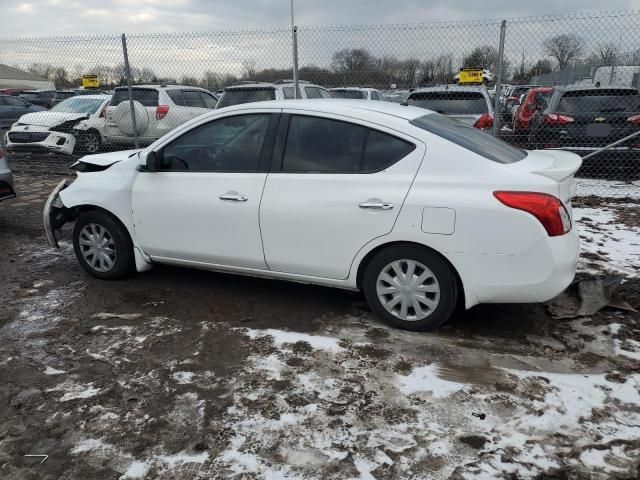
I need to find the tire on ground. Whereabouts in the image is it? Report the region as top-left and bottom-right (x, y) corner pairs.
(362, 244), (459, 331)
(112, 100), (149, 136)
(72, 209), (135, 280)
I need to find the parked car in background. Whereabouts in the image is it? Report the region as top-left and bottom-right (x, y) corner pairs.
(405, 85), (494, 129)
(18, 90), (75, 109)
(216, 80), (333, 108)
(7, 94), (111, 155)
(528, 85), (640, 177)
(0, 88), (34, 97)
(44, 100), (580, 331)
(104, 85), (217, 147)
(501, 85), (541, 123)
(0, 145), (15, 202)
(512, 87), (553, 135)
(383, 90), (411, 103)
(329, 87), (387, 101)
(0, 94), (47, 130)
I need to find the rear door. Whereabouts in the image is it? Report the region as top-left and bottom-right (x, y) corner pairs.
(260, 112), (425, 279)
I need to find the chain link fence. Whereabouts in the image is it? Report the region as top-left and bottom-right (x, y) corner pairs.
(1, 11), (640, 197)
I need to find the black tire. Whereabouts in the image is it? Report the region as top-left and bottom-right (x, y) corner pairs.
(72, 210), (135, 280)
(78, 130), (102, 155)
(362, 245), (459, 331)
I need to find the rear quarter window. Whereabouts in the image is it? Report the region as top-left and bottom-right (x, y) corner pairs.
(217, 88), (276, 108)
(110, 88), (159, 107)
(410, 113), (527, 164)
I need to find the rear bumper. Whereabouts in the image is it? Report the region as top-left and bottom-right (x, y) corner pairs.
(452, 230), (580, 305)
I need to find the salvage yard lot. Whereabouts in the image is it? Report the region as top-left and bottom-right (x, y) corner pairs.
(1, 170), (640, 479)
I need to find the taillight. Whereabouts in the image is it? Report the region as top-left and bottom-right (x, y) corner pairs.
(474, 113), (494, 129)
(494, 191), (571, 237)
(545, 113), (574, 125)
(156, 105), (169, 120)
(627, 115), (640, 125)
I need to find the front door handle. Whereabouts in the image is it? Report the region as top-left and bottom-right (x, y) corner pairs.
(359, 202), (394, 210)
(219, 194), (248, 202)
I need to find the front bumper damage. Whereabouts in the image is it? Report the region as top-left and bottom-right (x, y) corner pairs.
(7, 124), (77, 155)
(43, 179), (72, 248)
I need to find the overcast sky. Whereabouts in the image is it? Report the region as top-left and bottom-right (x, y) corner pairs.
(1, 0), (640, 37)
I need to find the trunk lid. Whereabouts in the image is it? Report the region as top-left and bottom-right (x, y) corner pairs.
(507, 149), (582, 208)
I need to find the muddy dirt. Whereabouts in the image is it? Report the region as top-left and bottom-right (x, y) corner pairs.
(1, 171), (639, 479)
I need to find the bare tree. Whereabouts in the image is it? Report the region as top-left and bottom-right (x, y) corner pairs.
(543, 34), (584, 70)
(241, 59), (257, 79)
(331, 48), (375, 73)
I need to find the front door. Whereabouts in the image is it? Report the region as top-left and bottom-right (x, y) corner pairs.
(132, 112), (277, 269)
(260, 113), (425, 279)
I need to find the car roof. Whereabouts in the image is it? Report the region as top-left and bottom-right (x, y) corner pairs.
(216, 98), (432, 121)
(113, 84), (207, 90)
(555, 84), (639, 93)
(224, 82), (324, 91)
(410, 85), (489, 95)
(329, 87), (376, 91)
(66, 94), (111, 100)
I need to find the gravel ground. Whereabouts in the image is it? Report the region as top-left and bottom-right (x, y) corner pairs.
(1, 166), (639, 480)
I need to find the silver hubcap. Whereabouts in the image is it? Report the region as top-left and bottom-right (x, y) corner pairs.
(79, 223), (116, 272)
(376, 259), (440, 321)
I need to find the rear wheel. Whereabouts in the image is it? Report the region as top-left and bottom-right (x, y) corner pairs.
(362, 245), (458, 331)
(72, 210), (135, 280)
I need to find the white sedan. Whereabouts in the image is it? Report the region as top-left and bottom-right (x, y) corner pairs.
(43, 100), (581, 331)
(7, 95), (110, 155)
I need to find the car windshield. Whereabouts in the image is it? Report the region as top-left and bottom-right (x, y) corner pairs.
(410, 113), (527, 164)
(217, 88), (276, 108)
(557, 90), (640, 113)
(407, 91), (488, 115)
(331, 90), (367, 99)
(50, 97), (104, 114)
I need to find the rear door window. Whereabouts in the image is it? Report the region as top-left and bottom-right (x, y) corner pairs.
(183, 91), (205, 108)
(217, 88), (276, 108)
(201, 92), (218, 109)
(282, 115), (366, 173)
(304, 87), (322, 99)
(408, 91), (488, 114)
(283, 86), (301, 99)
(411, 113), (526, 164)
(363, 130), (415, 172)
(167, 90), (186, 106)
(110, 88), (159, 107)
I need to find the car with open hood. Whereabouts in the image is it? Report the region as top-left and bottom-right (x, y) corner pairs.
(43, 100), (580, 331)
(6, 94), (111, 155)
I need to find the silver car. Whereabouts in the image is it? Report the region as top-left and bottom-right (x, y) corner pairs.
(405, 85), (494, 130)
(0, 142), (15, 202)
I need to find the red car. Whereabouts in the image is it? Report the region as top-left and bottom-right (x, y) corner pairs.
(513, 87), (552, 134)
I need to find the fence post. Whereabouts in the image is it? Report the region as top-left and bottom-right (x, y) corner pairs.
(492, 20), (507, 137)
(292, 26), (300, 98)
(121, 33), (139, 149)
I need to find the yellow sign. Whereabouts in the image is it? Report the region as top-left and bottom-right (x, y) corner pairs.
(458, 68), (484, 85)
(82, 75), (100, 89)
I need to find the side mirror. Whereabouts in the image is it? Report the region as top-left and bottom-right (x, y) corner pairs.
(144, 151), (159, 172)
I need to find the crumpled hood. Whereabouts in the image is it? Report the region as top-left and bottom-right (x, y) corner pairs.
(18, 111), (89, 128)
(71, 149), (142, 168)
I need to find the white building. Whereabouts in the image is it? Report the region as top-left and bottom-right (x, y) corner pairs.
(0, 64), (55, 90)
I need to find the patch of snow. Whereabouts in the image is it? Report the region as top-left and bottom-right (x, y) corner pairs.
(119, 460), (150, 479)
(44, 366), (66, 375)
(396, 363), (466, 398)
(48, 381), (101, 402)
(33, 280), (53, 288)
(71, 438), (114, 454)
(575, 178), (640, 199)
(245, 328), (344, 352)
(172, 371), (194, 384)
(92, 313), (143, 321)
(156, 451), (209, 468)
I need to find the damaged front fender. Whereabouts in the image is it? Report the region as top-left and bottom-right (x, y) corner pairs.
(43, 179), (72, 248)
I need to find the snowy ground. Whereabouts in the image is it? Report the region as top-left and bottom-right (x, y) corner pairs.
(1, 173), (639, 479)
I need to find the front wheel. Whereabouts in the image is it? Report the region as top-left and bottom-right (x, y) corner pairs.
(72, 210), (135, 280)
(362, 245), (459, 331)
(78, 130), (102, 154)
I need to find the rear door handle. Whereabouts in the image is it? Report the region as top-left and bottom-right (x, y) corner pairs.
(219, 194), (248, 202)
(359, 202), (394, 210)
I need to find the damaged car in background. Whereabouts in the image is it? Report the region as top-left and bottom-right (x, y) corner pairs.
(44, 100), (581, 331)
(6, 94), (111, 155)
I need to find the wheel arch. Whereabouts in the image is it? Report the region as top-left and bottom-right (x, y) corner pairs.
(355, 240), (466, 309)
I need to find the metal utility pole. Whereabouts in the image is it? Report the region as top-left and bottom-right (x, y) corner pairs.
(492, 20), (507, 137)
(121, 34), (139, 148)
(290, 0), (299, 98)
